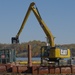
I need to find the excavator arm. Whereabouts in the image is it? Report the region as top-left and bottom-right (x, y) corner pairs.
(11, 2), (55, 47)
(11, 3), (34, 44)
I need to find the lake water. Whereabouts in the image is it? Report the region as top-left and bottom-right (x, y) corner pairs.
(16, 57), (41, 61)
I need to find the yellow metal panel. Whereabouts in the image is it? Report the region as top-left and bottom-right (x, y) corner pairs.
(49, 49), (55, 58)
(59, 49), (70, 58)
(49, 48), (70, 58)
(55, 48), (60, 57)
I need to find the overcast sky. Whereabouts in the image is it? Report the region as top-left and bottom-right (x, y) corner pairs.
(0, 0), (75, 44)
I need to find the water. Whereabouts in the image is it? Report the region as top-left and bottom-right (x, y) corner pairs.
(16, 57), (41, 61)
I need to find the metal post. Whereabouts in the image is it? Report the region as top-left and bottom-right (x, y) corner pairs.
(28, 44), (32, 67)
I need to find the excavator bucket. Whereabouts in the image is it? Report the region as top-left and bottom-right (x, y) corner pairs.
(11, 37), (19, 44)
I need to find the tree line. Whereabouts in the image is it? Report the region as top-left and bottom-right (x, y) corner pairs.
(0, 40), (75, 57)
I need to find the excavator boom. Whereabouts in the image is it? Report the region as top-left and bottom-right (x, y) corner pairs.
(12, 2), (55, 47)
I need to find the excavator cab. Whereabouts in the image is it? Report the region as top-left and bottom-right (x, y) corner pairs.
(11, 37), (19, 44)
(41, 46), (50, 58)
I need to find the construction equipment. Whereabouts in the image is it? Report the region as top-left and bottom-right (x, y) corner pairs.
(11, 2), (70, 65)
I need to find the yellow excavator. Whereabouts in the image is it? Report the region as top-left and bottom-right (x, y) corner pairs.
(11, 2), (70, 65)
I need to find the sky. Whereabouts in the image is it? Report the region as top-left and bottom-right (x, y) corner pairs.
(0, 0), (75, 44)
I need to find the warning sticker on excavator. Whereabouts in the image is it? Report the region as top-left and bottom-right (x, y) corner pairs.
(60, 49), (68, 55)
